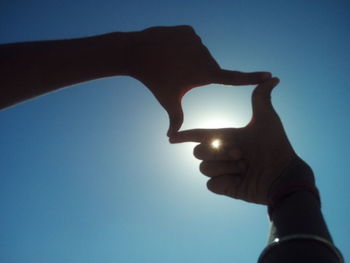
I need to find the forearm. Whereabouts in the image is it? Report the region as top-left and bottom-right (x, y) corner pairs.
(0, 32), (131, 109)
(269, 191), (331, 240)
(260, 191), (341, 263)
(259, 162), (342, 263)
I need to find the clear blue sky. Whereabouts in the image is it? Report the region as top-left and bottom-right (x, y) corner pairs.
(1, 0), (349, 262)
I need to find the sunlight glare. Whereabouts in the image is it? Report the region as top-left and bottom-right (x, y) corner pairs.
(211, 139), (221, 149)
(181, 84), (252, 130)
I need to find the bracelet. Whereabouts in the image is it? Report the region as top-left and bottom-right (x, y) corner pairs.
(258, 234), (344, 263)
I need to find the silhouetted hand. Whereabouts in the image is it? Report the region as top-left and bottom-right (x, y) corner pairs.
(170, 78), (315, 204)
(127, 26), (271, 136)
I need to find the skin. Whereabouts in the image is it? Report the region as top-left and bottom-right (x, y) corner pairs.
(1, 25), (342, 262)
(170, 78), (301, 204)
(170, 78), (342, 262)
(0, 25), (271, 135)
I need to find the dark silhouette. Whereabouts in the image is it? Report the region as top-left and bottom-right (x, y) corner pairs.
(0, 25), (343, 262)
(171, 78), (344, 262)
(0, 25), (269, 136)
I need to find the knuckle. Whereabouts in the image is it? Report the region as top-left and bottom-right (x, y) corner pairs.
(224, 163), (237, 174)
(199, 161), (208, 174)
(207, 178), (225, 195)
(229, 148), (242, 160)
(193, 144), (203, 159)
(194, 144), (211, 160)
(206, 179), (216, 192)
(179, 25), (195, 33)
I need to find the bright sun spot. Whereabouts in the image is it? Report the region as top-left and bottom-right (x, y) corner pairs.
(211, 139), (221, 149)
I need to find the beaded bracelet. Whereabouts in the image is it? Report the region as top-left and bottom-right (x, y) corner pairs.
(258, 234), (344, 263)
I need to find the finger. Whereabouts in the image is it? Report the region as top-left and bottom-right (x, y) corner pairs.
(251, 77), (280, 120)
(238, 160), (247, 172)
(170, 129), (219, 143)
(194, 143), (242, 161)
(207, 174), (241, 197)
(169, 128), (237, 144)
(228, 148), (242, 160)
(200, 161), (245, 177)
(212, 70), (272, 86)
(166, 101), (184, 137)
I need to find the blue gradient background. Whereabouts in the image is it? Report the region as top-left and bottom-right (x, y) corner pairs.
(1, 0), (349, 262)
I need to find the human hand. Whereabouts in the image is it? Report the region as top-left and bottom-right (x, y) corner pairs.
(170, 78), (315, 204)
(127, 25), (271, 136)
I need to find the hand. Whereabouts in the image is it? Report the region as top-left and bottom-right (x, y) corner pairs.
(127, 25), (271, 136)
(170, 78), (315, 204)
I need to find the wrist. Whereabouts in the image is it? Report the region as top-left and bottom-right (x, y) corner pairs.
(269, 157), (316, 192)
(88, 32), (134, 77)
(267, 157), (318, 216)
(265, 160), (338, 261)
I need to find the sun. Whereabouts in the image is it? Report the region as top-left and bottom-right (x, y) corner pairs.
(211, 139), (221, 149)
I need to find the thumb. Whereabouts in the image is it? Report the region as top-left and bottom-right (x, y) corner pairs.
(166, 101), (184, 137)
(251, 77), (280, 121)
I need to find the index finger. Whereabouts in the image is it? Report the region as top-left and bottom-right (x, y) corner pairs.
(169, 128), (237, 144)
(212, 70), (272, 86)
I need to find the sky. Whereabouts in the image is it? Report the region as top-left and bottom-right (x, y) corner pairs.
(1, 0), (349, 262)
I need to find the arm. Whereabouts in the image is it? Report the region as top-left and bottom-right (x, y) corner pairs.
(0, 32), (130, 109)
(170, 78), (344, 262)
(0, 25), (271, 134)
(262, 192), (340, 263)
(261, 160), (341, 263)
